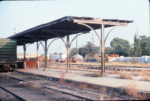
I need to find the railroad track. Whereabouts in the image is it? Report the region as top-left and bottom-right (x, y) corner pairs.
(70, 63), (150, 72)
(46, 63), (150, 75)
(3, 72), (138, 100)
(0, 86), (26, 101)
(4, 76), (91, 100)
(0, 73), (85, 101)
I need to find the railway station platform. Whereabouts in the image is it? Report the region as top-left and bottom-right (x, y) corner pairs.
(16, 67), (150, 96)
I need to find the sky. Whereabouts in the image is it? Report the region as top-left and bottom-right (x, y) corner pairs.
(0, 0), (149, 56)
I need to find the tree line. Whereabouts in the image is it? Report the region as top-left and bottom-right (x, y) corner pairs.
(70, 35), (150, 57)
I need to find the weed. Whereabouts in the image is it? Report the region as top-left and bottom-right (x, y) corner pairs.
(106, 70), (118, 74)
(142, 71), (150, 76)
(99, 87), (107, 93)
(125, 82), (148, 99)
(99, 95), (104, 100)
(120, 73), (132, 79)
(67, 82), (75, 86)
(92, 72), (102, 77)
(125, 82), (138, 97)
(132, 70), (150, 76)
(141, 75), (150, 81)
(79, 84), (87, 89)
(59, 70), (66, 83)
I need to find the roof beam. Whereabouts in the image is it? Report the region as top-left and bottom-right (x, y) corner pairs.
(43, 29), (89, 34)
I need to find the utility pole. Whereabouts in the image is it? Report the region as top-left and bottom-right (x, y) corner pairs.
(59, 45), (61, 63)
(92, 33), (95, 56)
(76, 34), (78, 60)
(149, 0), (150, 35)
(14, 26), (16, 35)
(82, 44), (84, 57)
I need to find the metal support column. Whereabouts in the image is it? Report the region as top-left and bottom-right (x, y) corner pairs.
(36, 41), (39, 69)
(100, 24), (105, 76)
(66, 34), (70, 72)
(23, 44), (26, 69)
(44, 40), (48, 71)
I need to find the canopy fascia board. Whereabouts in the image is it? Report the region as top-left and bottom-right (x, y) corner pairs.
(73, 19), (129, 26)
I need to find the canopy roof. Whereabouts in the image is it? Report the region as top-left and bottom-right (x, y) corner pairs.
(9, 16), (133, 45)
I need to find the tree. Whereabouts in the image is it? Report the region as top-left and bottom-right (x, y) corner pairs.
(84, 42), (99, 56)
(71, 42), (99, 57)
(105, 47), (113, 54)
(133, 34), (142, 56)
(78, 47), (87, 57)
(129, 45), (134, 57)
(110, 37), (131, 56)
(140, 35), (150, 55)
(70, 48), (77, 57)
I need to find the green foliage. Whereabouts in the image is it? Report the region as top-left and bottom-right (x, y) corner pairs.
(78, 47), (87, 57)
(78, 42), (99, 57)
(84, 42), (99, 55)
(71, 35), (150, 57)
(110, 37), (131, 56)
(129, 46), (134, 57)
(107, 35), (150, 57)
(70, 48), (77, 57)
(70, 42), (99, 57)
(133, 34), (142, 56)
(105, 47), (113, 54)
(140, 35), (150, 55)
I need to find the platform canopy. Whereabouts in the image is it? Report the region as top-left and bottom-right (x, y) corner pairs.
(9, 16), (133, 45)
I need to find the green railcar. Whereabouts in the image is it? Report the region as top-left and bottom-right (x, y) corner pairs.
(0, 38), (17, 72)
